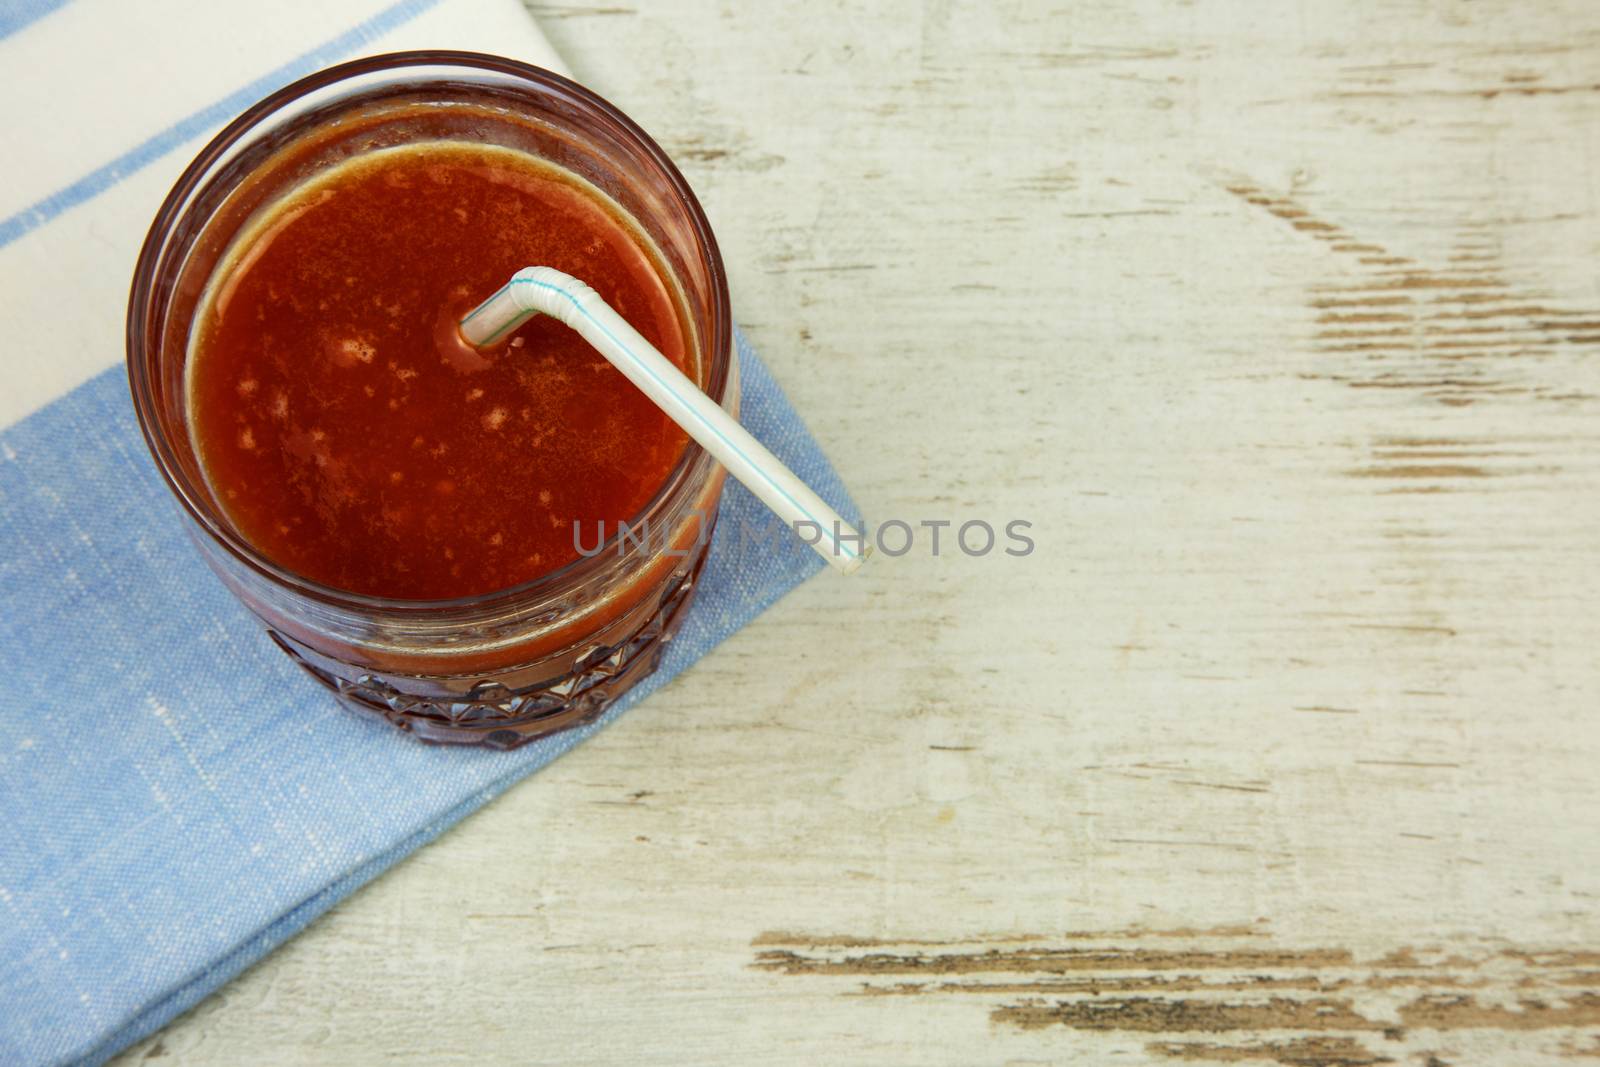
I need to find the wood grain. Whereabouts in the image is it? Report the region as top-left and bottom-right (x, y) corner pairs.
(755, 927), (1600, 1063)
(115, 1), (1600, 1064)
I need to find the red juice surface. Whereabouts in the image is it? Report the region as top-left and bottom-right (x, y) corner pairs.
(187, 142), (691, 600)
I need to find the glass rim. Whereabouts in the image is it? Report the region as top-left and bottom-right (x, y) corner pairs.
(126, 49), (733, 616)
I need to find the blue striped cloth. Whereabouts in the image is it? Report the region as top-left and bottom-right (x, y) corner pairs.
(0, 3), (857, 1064)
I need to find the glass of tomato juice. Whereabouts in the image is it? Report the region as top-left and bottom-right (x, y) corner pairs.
(127, 51), (735, 748)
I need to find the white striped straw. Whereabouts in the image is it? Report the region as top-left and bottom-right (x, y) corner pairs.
(459, 267), (867, 574)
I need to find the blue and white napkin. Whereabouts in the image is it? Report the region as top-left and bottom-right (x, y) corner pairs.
(0, 3), (857, 1064)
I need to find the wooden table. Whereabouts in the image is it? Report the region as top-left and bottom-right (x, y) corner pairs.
(118, 2), (1600, 1063)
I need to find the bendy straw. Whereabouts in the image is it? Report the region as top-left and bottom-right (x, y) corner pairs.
(460, 266), (867, 574)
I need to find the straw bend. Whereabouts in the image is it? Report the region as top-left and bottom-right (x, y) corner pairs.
(459, 266), (868, 575)
(506, 266), (598, 329)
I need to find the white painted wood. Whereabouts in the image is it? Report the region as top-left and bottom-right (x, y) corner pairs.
(116, 2), (1600, 1064)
